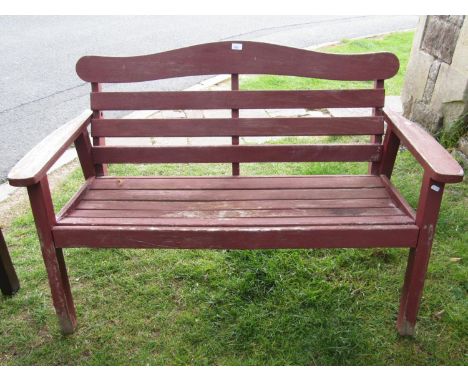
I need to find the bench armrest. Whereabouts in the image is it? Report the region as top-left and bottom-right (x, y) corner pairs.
(383, 108), (464, 183)
(8, 110), (93, 187)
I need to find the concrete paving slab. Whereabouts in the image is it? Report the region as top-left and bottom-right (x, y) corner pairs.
(189, 137), (232, 145)
(202, 110), (231, 118)
(107, 137), (156, 146)
(266, 108), (329, 117)
(123, 110), (155, 119)
(327, 108), (374, 117)
(161, 110), (187, 118)
(239, 109), (270, 118)
(184, 110), (204, 119)
(242, 136), (282, 144)
(385, 96), (403, 113)
(153, 137), (190, 146)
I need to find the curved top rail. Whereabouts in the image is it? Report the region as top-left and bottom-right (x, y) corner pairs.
(76, 41), (399, 83)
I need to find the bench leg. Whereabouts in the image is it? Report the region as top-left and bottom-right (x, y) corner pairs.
(0, 229), (20, 296)
(397, 246), (431, 336)
(28, 178), (77, 334)
(397, 174), (444, 336)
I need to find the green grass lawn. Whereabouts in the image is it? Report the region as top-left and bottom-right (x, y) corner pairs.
(241, 30), (414, 95)
(1, 30), (467, 365)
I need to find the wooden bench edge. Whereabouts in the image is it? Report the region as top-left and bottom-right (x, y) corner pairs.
(8, 110), (93, 187)
(383, 107), (464, 183)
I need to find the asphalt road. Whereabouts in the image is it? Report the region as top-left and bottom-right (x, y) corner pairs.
(0, 15), (418, 181)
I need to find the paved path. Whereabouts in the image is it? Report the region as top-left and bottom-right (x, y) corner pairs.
(0, 15), (418, 181)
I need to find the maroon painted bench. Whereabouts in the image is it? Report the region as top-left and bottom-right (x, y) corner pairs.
(7, 41), (464, 335)
(0, 228), (20, 296)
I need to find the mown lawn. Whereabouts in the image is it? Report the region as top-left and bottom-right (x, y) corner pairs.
(1, 30), (467, 365)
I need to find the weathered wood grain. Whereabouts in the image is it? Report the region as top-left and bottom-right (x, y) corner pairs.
(380, 175), (416, 220)
(369, 79), (385, 175)
(92, 144), (382, 164)
(58, 215), (414, 227)
(0, 229), (20, 296)
(383, 108), (464, 183)
(89, 175), (384, 190)
(231, 72), (240, 176)
(76, 41), (399, 83)
(27, 178), (76, 334)
(81, 188), (389, 201)
(91, 82), (107, 176)
(67, 207), (404, 219)
(91, 89), (384, 110)
(76, 198), (397, 211)
(91, 117), (384, 137)
(8, 110), (92, 187)
(53, 225), (418, 249)
(74, 130), (96, 180)
(397, 173), (445, 335)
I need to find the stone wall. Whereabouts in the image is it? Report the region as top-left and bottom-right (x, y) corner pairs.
(402, 16), (467, 157)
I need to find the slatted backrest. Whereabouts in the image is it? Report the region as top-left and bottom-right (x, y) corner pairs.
(76, 41), (399, 175)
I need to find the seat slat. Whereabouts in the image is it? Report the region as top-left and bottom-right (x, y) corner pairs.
(90, 175), (384, 190)
(82, 188), (389, 201)
(92, 144), (382, 164)
(76, 198), (397, 211)
(91, 89), (384, 111)
(91, 117), (384, 137)
(58, 215), (413, 227)
(53, 225), (418, 249)
(66, 207), (404, 219)
(76, 41), (399, 83)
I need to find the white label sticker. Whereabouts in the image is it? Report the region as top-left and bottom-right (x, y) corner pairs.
(431, 185), (441, 192)
(231, 43), (243, 51)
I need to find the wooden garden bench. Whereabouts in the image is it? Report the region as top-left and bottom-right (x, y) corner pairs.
(0, 228), (20, 296)
(7, 41), (464, 335)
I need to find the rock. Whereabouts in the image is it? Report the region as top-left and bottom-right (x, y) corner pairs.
(402, 16), (467, 137)
(458, 136), (468, 157)
(421, 16), (464, 64)
(410, 101), (443, 133)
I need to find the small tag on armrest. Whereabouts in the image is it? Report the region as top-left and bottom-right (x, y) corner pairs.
(431, 185), (441, 192)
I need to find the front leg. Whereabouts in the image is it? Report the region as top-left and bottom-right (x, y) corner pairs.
(397, 173), (445, 335)
(27, 177), (76, 334)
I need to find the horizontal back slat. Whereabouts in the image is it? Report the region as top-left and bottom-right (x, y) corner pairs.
(92, 144), (382, 164)
(91, 89), (384, 111)
(76, 41), (399, 83)
(91, 117), (384, 137)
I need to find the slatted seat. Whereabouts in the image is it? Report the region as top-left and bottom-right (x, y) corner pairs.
(54, 175), (418, 249)
(7, 41), (463, 336)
